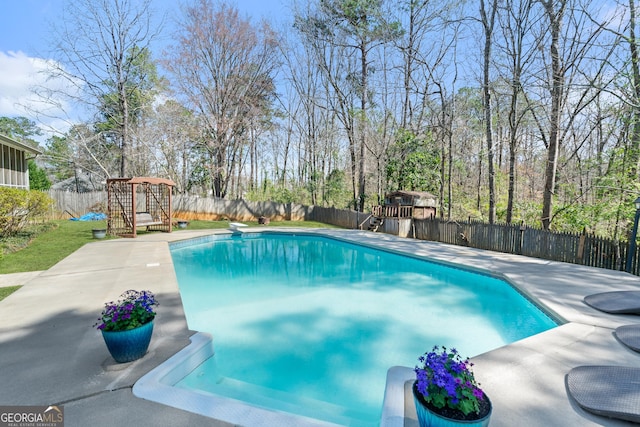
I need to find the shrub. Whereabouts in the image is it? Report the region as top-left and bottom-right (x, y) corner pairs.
(28, 160), (51, 191)
(0, 188), (54, 236)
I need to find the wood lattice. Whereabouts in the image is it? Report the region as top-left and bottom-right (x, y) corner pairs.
(107, 177), (175, 238)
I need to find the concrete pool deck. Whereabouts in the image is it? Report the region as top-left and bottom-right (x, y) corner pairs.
(0, 227), (639, 426)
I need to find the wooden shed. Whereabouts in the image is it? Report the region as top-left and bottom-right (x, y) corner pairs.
(107, 177), (175, 238)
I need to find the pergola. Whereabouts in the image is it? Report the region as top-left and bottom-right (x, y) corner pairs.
(107, 177), (175, 238)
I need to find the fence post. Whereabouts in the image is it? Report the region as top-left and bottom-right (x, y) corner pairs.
(577, 228), (586, 264)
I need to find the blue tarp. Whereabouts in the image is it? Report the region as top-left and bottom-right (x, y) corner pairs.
(70, 212), (107, 221)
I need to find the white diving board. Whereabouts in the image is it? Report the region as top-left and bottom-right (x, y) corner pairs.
(229, 222), (248, 233)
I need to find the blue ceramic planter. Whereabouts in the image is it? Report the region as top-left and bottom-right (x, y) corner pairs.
(101, 320), (154, 363)
(412, 381), (491, 427)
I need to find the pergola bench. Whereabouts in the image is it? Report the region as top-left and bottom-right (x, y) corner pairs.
(107, 177), (175, 238)
(135, 212), (163, 227)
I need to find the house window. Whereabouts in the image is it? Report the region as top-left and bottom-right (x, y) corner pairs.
(1, 144), (28, 189)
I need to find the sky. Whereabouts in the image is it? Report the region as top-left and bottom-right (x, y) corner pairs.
(0, 0), (289, 142)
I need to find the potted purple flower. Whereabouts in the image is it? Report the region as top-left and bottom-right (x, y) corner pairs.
(413, 346), (491, 427)
(95, 290), (159, 363)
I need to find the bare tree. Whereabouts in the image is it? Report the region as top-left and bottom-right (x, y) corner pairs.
(132, 100), (200, 193)
(496, 0), (540, 223)
(164, 0), (279, 198)
(295, 0), (401, 211)
(414, 12), (463, 219)
(624, 0), (640, 179)
(480, 0), (499, 223)
(45, 0), (161, 178)
(537, 0), (567, 230)
(396, 1), (454, 132)
(278, 23), (347, 205)
(529, 0), (613, 229)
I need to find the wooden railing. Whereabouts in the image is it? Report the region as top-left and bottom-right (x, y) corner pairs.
(358, 214), (373, 230)
(372, 205), (414, 218)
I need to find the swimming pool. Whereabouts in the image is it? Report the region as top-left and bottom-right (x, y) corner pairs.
(162, 232), (558, 426)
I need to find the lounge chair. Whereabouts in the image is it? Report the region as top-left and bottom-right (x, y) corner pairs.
(614, 324), (640, 353)
(583, 291), (640, 314)
(567, 365), (640, 423)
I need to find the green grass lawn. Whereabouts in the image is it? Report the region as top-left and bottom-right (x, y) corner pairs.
(0, 220), (109, 274)
(0, 219), (337, 274)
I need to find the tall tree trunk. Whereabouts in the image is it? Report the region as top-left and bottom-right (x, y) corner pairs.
(358, 40), (368, 212)
(481, 0), (498, 223)
(213, 146), (225, 198)
(119, 79), (129, 178)
(349, 131), (358, 207)
(541, 0), (566, 230)
(506, 81), (519, 224)
(182, 138), (188, 194)
(249, 126), (256, 191)
(477, 144), (483, 212)
(402, 1), (417, 129)
(447, 118), (453, 220)
(628, 0), (640, 180)
(439, 127), (446, 219)
(505, 0), (527, 225)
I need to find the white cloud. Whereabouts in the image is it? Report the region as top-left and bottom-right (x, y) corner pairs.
(0, 51), (38, 114)
(0, 50), (84, 141)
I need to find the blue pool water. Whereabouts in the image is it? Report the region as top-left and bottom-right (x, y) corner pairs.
(170, 233), (558, 426)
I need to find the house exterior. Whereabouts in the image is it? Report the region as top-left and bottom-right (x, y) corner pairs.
(0, 134), (41, 190)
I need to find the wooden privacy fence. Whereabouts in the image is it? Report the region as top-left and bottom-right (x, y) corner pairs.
(47, 190), (107, 219)
(305, 205), (371, 229)
(46, 190), (372, 229)
(413, 218), (634, 275)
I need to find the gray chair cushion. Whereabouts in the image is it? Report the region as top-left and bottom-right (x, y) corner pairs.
(567, 366), (640, 423)
(584, 291), (640, 314)
(614, 324), (640, 352)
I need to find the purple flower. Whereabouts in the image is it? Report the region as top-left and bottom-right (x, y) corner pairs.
(414, 345), (485, 417)
(94, 290), (159, 332)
